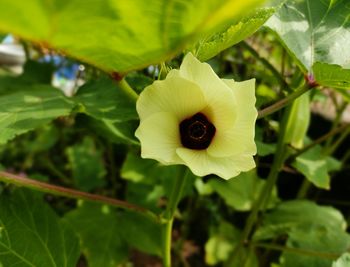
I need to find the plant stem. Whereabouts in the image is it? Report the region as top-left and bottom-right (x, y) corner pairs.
(251, 242), (340, 259)
(241, 41), (291, 92)
(117, 78), (139, 101)
(230, 106), (291, 263)
(0, 171), (159, 223)
(258, 84), (312, 119)
(291, 123), (350, 160)
(162, 167), (190, 267)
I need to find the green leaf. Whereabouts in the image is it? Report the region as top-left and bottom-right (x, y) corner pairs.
(266, 0), (350, 88)
(205, 221), (240, 265)
(74, 78), (137, 122)
(66, 136), (107, 191)
(196, 8), (275, 61)
(0, 85), (74, 144)
(0, 189), (80, 267)
(254, 200), (347, 241)
(121, 150), (195, 211)
(119, 211), (163, 256)
(313, 63), (350, 89)
(0, 0), (264, 73)
(205, 221), (258, 267)
(292, 145), (340, 189)
(208, 170), (279, 211)
(64, 203), (128, 267)
(254, 200), (350, 267)
(333, 253), (350, 267)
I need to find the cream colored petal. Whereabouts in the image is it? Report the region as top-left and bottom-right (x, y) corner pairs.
(207, 79), (257, 157)
(136, 76), (207, 121)
(176, 148), (255, 180)
(166, 69), (181, 79)
(135, 112), (183, 165)
(179, 53), (237, 131)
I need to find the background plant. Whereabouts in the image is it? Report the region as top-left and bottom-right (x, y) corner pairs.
(0, 0), (350, 266)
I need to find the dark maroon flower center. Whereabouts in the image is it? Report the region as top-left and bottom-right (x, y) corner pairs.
(179, 113), (216, 150)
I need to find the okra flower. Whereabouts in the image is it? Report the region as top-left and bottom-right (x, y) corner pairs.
(135, 53), (257, 179)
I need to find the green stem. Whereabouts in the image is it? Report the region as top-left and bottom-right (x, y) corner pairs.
(230, 106), (291, 263)
(323, 126), (350, 156)
(241, 41), (291, 92)
(290, 123), (350, 161)
(117, 78), (139, 101)
(0, 171), (159, 223)
(251, 242), (340, 259)
(258, 84), (312, 119)
(162, 167), (189, 267)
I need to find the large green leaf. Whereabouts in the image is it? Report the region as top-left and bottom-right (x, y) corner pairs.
(195, 8), (275, 61)
(0, 189), (80, 267)
(0, 85), (74, 144)
(0, 0), (263, 73)
(64, 203), (128, 267)
(254, 200), (350, 267)
(208, 170), (279, 211)
(266, 0), (350, 88)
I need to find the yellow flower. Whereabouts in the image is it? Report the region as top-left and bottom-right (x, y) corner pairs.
(135, 53), (257, 179)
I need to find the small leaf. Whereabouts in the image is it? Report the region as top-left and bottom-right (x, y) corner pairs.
(195, 8), (275, 61)
(205, 221), (240, 265)
(313, 63), (350, 89)
(64, 203), (128, 267)
(66, 136), (107, 191)
(0, 189), (80, 267)
(209, 170), (279, 211)
(292, 145), (340, 189)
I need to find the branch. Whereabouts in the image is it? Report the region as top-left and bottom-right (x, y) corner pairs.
(0, 171), (159, 223)
(258, 83), (312, 119)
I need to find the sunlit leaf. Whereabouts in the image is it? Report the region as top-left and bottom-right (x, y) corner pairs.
(266, 0), (350, 88)
(0, 0), (264, 73)
(195, 8), (275, 61)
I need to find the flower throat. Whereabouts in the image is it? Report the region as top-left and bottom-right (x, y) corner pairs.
(179, 113), (216, 150)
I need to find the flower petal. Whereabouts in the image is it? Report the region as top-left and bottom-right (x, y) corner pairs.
(136, 76), (207, 121)
(178, 53), (237, 131)
(176, 148), (255, 179)
(135, 112), (183, 165)
(207, 79), (257, 157)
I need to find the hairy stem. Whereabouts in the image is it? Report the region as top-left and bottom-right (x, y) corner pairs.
(0, 171), (159, 223)
(229, 106), (291, 264)
(258, 84), (312, 119)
